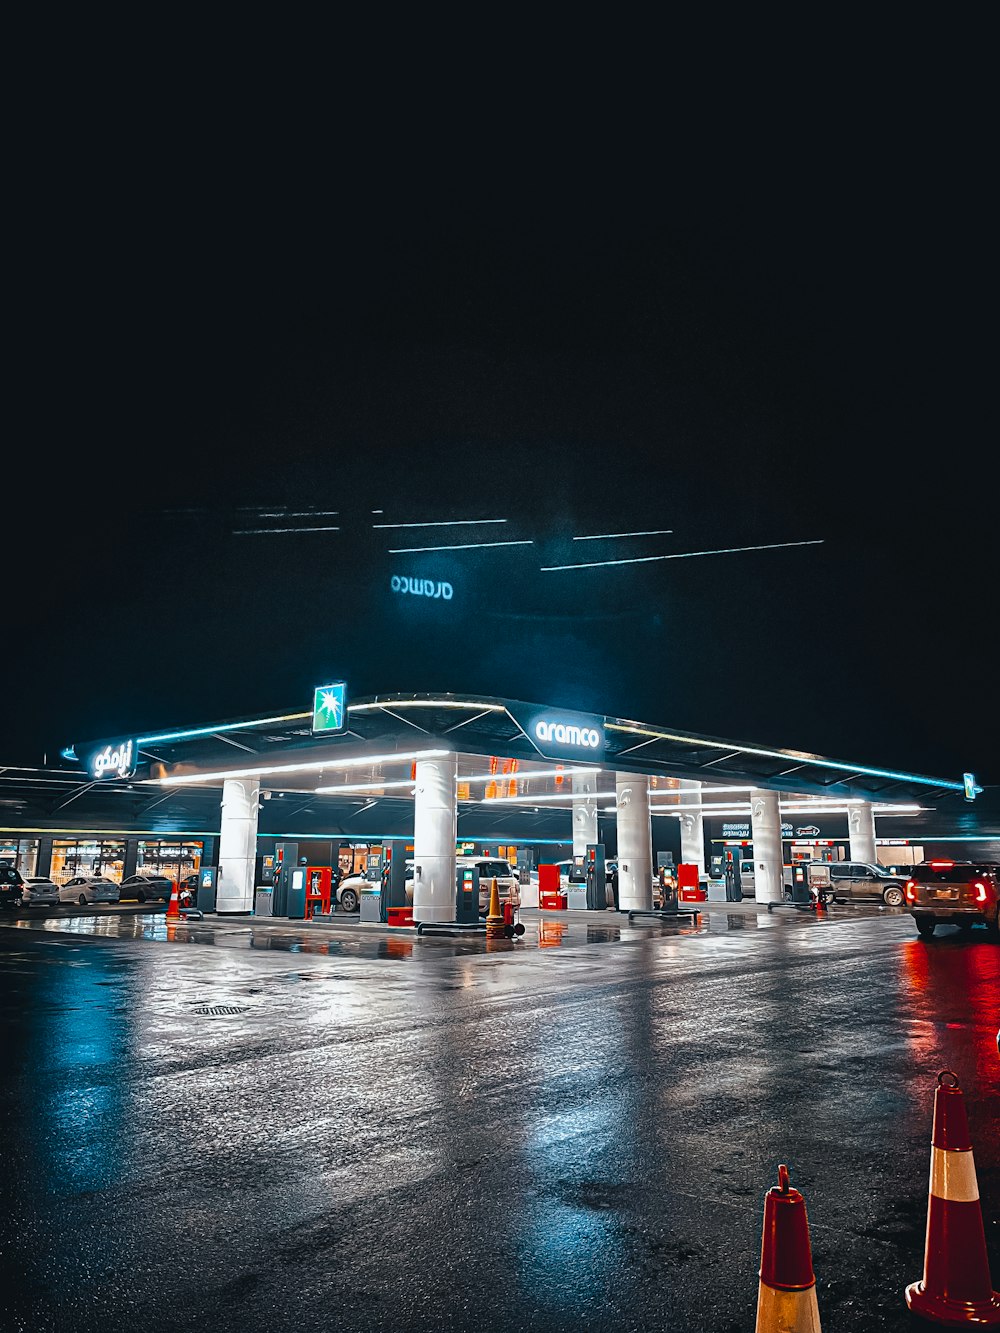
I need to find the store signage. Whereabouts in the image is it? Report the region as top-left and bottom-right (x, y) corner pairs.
(795, 825), (821, 837)
(85, 738), (138, 781)
(312, 681), (347, 734)
(722, 821), (795, 838)
(391, 575), (453, 600)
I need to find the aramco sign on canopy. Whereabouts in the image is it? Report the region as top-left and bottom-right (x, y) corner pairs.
(506, 702), (606, 761)
(312, 681), (347, 734)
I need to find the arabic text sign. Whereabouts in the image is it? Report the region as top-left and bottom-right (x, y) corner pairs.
(85, 738), (138, 781)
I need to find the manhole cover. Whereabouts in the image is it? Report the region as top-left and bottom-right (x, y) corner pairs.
(192, 1005), (249, 1016)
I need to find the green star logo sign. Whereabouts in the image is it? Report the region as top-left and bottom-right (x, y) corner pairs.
(312, 681), (347, 734)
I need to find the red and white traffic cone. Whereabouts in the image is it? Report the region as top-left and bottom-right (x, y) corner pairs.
(166, 880), (181, 920)
(755, 1164), (822, 1332)
(905, 1070), (1000, 1326)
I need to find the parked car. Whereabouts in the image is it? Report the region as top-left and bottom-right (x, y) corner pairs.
(457, 857), (521, 911)
(904, 860), (1000, 938)
(336, 857), (523, 915)
(21, 876), (60, 906)
(0, 863), (26, 909)
(824, 861), (908, 906)
(334, 872), (369, 913)
(59, 876), (121, 905)
(119, 873), (175, 903)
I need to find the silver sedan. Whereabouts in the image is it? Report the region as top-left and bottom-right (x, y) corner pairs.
(21, 877), (61, 906)
(58, 876), (121, 906)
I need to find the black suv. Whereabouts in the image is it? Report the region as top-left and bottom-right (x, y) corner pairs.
(905, 861), (1000, 937)
(0, 863), (25, 909)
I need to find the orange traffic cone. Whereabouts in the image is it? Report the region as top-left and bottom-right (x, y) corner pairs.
(166, 880), (181, 920)
(485, 877), (504, 937)
(755, 1164), (822, 1332)
(905, 1070), (1000, 1326)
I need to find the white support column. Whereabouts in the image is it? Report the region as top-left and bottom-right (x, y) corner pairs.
(678, 778), (706, 877)
(848, 802), (877, 863)
(412, 753), (458, 924)
(572, 769), (598, 858)
(616, 773), (653, 911)
(216, 778), (259, 914)
(750, 788), (783, 904)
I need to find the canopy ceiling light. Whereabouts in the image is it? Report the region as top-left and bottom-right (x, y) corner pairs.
(147, 748), (451, 787)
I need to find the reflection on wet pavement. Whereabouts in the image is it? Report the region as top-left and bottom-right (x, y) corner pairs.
(4, 900), (913, 961)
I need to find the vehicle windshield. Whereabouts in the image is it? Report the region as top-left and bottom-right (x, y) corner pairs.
(911, 863), (991, 884)
(476, 861), (513, 879)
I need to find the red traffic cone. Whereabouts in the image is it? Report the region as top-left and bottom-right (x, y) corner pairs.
(905, 1070), (1000, 1326)
(166, 880), (181, 920)
(755, 1164), (822, 1332)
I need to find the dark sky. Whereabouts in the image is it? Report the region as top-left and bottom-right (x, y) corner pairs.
(8, 68), (998, 786)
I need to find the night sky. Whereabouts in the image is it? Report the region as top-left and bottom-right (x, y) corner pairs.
(8, 81), (997, 786)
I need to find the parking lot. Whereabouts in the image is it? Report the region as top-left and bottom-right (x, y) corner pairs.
(1, 898), (998, 1332)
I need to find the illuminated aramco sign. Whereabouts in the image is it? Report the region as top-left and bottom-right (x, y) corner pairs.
(506, 703), (606, 760)
(390, 575), (453, 600)
(534, 719), (602, 749)
(312, 681), (347, 734)
(85, 738), (137, 780)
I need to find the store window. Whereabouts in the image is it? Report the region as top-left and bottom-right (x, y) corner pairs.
(51, 840), (126, 884)
(0, 838), (40, 876)
(137, 841), (203, 884)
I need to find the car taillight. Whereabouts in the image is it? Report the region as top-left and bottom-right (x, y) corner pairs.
(905, 880), (917, 903)
(972, 881), (989, 905)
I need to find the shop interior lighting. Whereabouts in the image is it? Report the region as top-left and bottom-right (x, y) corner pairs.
(373, 518), (508, 529)
(146, 748), (451, 787)
(387, 539), (534, 554)
(571, 528), (675, 541)
(541, 538), (824, 572)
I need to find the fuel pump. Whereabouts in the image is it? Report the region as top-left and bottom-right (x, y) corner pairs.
(585, 843), (606, 910)
(271, 841), (298, 916)
(379, 840), (409, 923)
(456, 863), (480, 924)
(724, 847), (743, 902)
(286, 863), (307, 919)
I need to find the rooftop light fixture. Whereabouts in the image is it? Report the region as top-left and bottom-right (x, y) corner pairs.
(314, 779), (418, 795)
(349, 700), (507, 713)
(145, 748), (451, 787)
(137, 713), (310, 745)
(605, 723), (967, 792)
(571, 529), (674, 541)
(540, 538), (824, 572)
(373, 518), (508, 529)
(388, 539), (534, 554)
(233, 525), (341, 534)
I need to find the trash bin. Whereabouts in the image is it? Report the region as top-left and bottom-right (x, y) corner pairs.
(360, 886), (381, 922)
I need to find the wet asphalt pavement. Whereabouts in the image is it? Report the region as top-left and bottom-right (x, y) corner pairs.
(1, 903), (997, 1333)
